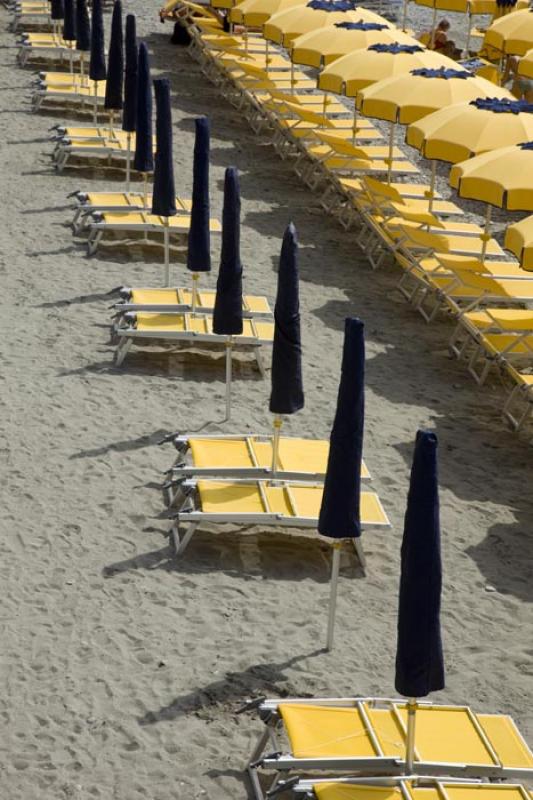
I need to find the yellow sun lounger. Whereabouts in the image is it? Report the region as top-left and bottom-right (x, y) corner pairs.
(72, 192), (192, 231)
(502, 362), (533, 431)
(168, 478), (389, 567)
(291, 779), (533, 800)
(245, 697), (533, 799)
(114, 313), (274, 368)
(86, 211), (222, 255)
(162, 434), (371, 505)
(54, 133), (155, 172)
(17, 33), (76, 65)
(113, 286), (271, 319)
(33, 78), (106, 111)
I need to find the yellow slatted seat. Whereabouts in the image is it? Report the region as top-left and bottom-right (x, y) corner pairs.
(135, 313), (273, 340)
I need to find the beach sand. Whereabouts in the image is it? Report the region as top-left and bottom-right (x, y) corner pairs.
(0, 5), (532, 799)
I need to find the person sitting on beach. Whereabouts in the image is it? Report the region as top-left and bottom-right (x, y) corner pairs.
(503, 55), (533, 102)
(418, 19), (459, 58)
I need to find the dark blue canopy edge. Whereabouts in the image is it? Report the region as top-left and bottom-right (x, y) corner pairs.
(213, 167), (244, 336)
(133, 42), (154, 173)
(75, 0), (91, 51)
(89, 0), (106, 82)
(104, 0), (124, 111)
(187, 117), (211, 273)
(122, 15), (138, 133)
(152, 78), (177, 218)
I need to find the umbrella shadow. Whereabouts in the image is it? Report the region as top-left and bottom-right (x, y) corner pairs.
(136, 648), (324, 726)
(35, 290), (111, 308)
(69, 428), (169, 459)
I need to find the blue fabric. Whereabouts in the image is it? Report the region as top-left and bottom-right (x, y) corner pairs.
(334, 20), (388, 29)
(307, 0), (356, 10)
(89, 0), (106, 82)
(368, 42), (424, 54)
(62, 0), (76, 43)
(75, 0), (90, 51)
(459, 57), (484, 71)
(395, 430), (445, 698)
(496, 0), (517, 6)
(411, 67), (471, 79)
(133, 42), (153, 173)
(187, 117), (211, 274)
(269, 223), (304, 416)
(470, 97), (533, 114)
(104, 1), (123, 111)
(151, 79), (177, 219)
(51, 0), (64, 23)
(122, 15), (137, 133)
(213, 168), (243, 337)
(318, 317), (364, 540)
(520, 141), (533, 149)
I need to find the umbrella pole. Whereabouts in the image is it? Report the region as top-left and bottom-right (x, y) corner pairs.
(430, 6), (437, 49)
(244, 26), (248, 56)
(352, 99), (358, 144)
(326, 542), (341, 651)
(290, 60), (295, 90)
(406, 698), (417, 772)
(225, 336), (233, 420)
(481, 204), (492, 262)
(428, 160), (436, 214)
(191, 272), (200, 314)
(322, 92), (328, 127)
(271, 414), (282, 477)
(80, 52), (85, 87)
(93, 80), (98, 125)
(143, 172), (148, 208)
(164, 216), (170, 286)
(401, 0), (408, 31)
(464, 11), (472, 57)
(109, 109), (114, 137)
(387, 122), (395, 185)
(126, 132), (132, 192)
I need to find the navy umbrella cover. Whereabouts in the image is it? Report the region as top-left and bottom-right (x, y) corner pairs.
(122, 14), (138, 133)
(318, 317), (364, 540)
(104, 0), (124, 110)
(395, 430), (445, 698)
(213, 167), (244, 336)
(269, 223), (304, 415)
(75, 0), (90, 52)
(133, 42), (154, 173)
(187, 117), (211, 273)
(89, 0), (106, 82)
(51, 0), (65, 23)
(63, 0), (76, 42)
(152, 78), (177, 218)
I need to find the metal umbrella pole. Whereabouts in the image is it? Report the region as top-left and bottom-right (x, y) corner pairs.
(125, 132), (132, 191)
(271, 414), (283, 477)
(326, 541), (342, 651)
(225, 336), (234, 420)
(163, 216), (170, 286)
(405, 698), (417, 772)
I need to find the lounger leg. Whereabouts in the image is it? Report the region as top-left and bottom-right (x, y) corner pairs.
(503, 386), (531, 431)
(115, 338), (133, 367)
(170, 520), (198, 557)
(254, 347), (266, 378)
(246, 727), (272, 800)
(87, 229), (103, 255)
(352, 537), (366, 574)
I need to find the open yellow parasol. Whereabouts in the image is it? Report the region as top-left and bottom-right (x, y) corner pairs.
(518, 48), (533, 79)
(484, 8), (533, 56)
(318, 44), (453, 95)
(262, 0), (387, 45)
(505, 215), (533, 269)
(230, 0), (307, 27)
(449, 142), (533, 258)
(290, 22), (423, 68)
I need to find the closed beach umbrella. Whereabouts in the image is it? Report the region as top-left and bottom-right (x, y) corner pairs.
(505, 215), (533, 270)
(319, 317), (364, 650)
(269, 222), (304, 474)
(63, 0), (76, 44)
(51, 0), (64, 23)
(291, 23), (422, 69)
(75, 0), (90, 81)
(485, 8), (533, 56)
(123, 14), (138, 191)
(450, 142), (533, 259)
(133, 42), (154, 201)
(152, 78), (177, 285)
(104, 0), (124, 132)
(396, 430), (445, 771)
(187, 117), (211, 308)
(89, 0), (106, 124)
(213, 167), (244, 420)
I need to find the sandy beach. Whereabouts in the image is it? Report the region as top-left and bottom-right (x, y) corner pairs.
(0, 3), (532, 798)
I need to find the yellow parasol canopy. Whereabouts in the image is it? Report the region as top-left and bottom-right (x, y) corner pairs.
(484, 8), (533, 56)
(518, 48), (533, 79)
(290, 24), (422, 68)
(505, 215), (533, 269)
(230, 0), (306, 27)
(319, 45), (453, 95)
(406, 98), (533, 162)
(356, 68), (510, 125)
(262, 1), (388, 45)
(449, 143), (533, 210)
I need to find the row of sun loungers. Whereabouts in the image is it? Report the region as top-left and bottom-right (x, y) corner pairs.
(176, 7), (533, 433)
